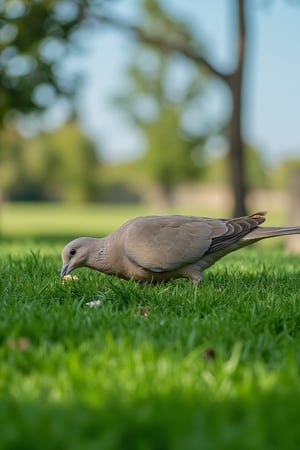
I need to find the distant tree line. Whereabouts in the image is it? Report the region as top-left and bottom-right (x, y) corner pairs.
(0, 0), (250, 214)
(1, 117), (294, 204)
(1, 0), (299, 210)
(0, 122), (101, 202)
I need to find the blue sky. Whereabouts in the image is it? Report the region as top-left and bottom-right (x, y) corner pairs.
(69, 0), (300, 165)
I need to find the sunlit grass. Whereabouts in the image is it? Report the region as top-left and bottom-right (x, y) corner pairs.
(1, 247), (300, 448)
(1, 201), (286, 240)
(1, 202), (150, 238)
(0, 203), (299, 449)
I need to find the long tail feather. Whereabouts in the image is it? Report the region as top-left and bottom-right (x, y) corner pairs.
(243, 226), (300, 242)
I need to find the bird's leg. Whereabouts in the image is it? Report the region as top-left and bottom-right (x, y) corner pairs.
(190, 275), (203, 302)
(190, 272), (203, 286)
(178, 271), (202, 301)
(180, 264), (204, 286)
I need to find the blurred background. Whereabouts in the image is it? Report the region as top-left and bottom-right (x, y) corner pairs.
(0, 0), (300, 244)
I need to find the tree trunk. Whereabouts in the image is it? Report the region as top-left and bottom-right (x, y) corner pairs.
(95, 0), (251, 216)
(228, 76), (247, 217)
(227, 0), (248, 217)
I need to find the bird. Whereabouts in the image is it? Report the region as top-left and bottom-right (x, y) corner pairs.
(60, 211), (300, 285)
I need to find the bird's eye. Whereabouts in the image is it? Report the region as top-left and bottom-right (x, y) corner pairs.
(69, 248), (76, 256)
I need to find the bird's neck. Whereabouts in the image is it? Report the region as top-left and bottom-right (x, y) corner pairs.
(84, 237), (105, 269)
(86, 237), (119, 275)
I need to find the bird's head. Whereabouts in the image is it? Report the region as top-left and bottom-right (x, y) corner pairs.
(60, 237), (92, 279)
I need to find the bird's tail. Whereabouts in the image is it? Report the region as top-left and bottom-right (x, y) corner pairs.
(243, 226), (300, 242)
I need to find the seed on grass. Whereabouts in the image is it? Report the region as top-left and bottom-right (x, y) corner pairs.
(62, 275), (79, 284)
(86, 299), (102, 308)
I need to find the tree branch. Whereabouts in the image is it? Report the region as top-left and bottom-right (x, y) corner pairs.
(237, 0), (247, 68)
(86, 12), (230, 83)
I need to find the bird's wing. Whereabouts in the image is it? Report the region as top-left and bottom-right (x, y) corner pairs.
(123, 215), (228, 272)
(207, 212), (266, 253)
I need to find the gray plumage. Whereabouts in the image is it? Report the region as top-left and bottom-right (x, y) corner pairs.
(60, 211), (300, 284)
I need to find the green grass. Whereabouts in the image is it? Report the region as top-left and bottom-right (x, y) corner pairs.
(1, 203), (300, 449)
(1, 202), (150, 241)
(1, 201), (285, 241)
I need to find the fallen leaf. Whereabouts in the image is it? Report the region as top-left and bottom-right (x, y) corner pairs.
(133, 306), (151, 317)
(7, 337), (30, 351)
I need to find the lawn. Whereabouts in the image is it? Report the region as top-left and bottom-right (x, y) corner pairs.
(1, 203), (300, 449)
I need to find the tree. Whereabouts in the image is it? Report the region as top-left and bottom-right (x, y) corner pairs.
(113, 8), (209, 205)
(1, 0), (250, 215)
(0, 0), (79, 122)
(0, 122), (101, 202)
(95, 0), (250, 215)
(202, 144), (269, 189)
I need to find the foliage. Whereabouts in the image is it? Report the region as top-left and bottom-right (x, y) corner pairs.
(0, 121), (101, 201)
(113, 0), (210, 202)
(0, 0), (262, 214)
(202, 144), (270, 189)
(269, 159), (300, 190)
(245, 144), (270, 189)
(0, 0), (74, 122)
(1, 230), (300, 448)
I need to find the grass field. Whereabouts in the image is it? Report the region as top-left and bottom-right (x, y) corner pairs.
(1, 203), (300, 449)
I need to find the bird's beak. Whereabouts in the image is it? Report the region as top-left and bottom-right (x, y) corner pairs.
(60, 263), (69, 280)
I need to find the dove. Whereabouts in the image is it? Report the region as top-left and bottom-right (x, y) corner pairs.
(60, 211), (300, 284)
